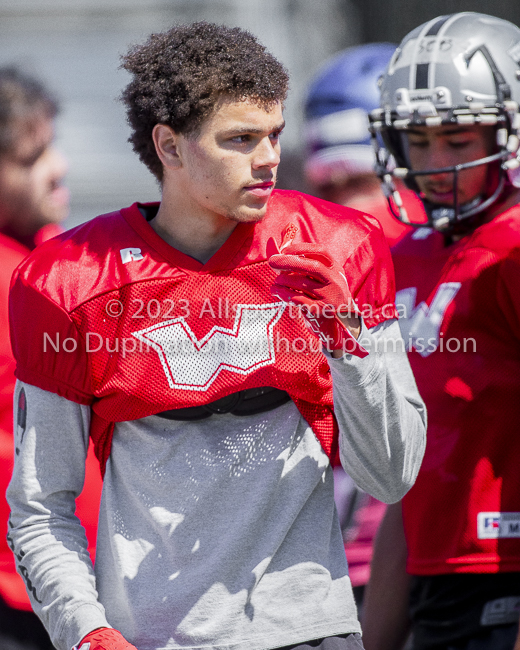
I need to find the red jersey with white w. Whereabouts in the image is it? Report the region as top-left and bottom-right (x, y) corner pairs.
(393, 205), (520, 575)
(9, 190), (397, 472)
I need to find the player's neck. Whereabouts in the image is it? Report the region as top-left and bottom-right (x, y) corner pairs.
(0, 220), (39, 251)
(450, 185), (520, 242)
(483, 184), (520, 223)
(150, 186), (238, 264)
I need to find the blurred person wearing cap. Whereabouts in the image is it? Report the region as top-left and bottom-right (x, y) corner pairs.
(303, 43), (426, 249)
(303, 44), (425, 611)
(362, 12), (520, 650)
(0, 66), (101, 650)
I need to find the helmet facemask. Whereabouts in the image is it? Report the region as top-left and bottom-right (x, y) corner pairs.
(370, 13), (520, 233)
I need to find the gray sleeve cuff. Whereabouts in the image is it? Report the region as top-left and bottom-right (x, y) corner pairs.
(328, 319), (426, 503)
(63, 603), (110, 650)
(327, 319), (381, 385)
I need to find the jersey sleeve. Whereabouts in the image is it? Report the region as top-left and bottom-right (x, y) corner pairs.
(9, 271), (94, 405)
(6, 381), (108, 650)
(331, 319), (427, 503)
(344, 223), (398, 329)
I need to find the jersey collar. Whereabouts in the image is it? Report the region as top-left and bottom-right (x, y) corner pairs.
(120, 201), (256, 273)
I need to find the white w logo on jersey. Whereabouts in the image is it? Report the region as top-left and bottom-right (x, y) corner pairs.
(132, 303), (285, 391)
(396, 282), (461, 357)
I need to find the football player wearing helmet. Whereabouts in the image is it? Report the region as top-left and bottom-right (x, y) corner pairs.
(5, 22), (426, 650)
(363, 12), (520, 650)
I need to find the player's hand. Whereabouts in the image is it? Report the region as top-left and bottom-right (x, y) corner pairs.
(74, 627), (138, 650)
(268, 242), (368, 357)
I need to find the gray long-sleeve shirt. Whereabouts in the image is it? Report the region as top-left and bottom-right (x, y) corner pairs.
(7, 319), (426, 650)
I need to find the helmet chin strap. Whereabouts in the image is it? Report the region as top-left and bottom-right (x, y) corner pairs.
(383, 150), (509, 232)
(422, 173), (506, 232)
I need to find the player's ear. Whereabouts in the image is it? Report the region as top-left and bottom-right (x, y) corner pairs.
(152, 124), (183, 170)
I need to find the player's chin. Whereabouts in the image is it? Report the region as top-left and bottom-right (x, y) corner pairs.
(227, 202), (270, 223)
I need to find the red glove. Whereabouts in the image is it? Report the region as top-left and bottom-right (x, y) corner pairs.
(268, 241), (368, 357)
(74, 627), (138, 650)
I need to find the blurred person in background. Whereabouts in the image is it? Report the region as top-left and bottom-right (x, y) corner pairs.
(0, 66), (101, 650)
(362, 12), (520, 650)
(303, 43), (425, 249)
(302, 43), (424, 612)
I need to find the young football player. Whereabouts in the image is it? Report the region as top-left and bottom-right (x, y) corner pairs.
(6, 23), (426, 650)
(363, 12), (520, 650)
(0, 66), (102, 650)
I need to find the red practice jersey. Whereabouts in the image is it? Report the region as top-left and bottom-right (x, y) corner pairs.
(0, 230), (102, 610)
(351, 189), (427, 249)
(0, 234), (30, 609)
(10, 191), (397, 474)
(393, 205), (520, 575)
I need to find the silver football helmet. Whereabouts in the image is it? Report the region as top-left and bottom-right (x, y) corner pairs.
(370, 12), (520, 231)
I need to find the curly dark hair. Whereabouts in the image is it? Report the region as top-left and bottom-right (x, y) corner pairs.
(0, 66), (58, 156)
(120, 22), (289, 180)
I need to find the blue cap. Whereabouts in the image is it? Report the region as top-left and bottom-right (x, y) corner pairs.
(304, 43), (396, 184)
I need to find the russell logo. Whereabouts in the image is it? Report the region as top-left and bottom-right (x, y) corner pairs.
(120, 248), (144, 264)
(132, 302), (286, 391)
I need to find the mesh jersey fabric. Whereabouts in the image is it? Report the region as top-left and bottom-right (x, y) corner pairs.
(0, 230), (102, 610)
(9, 190), (397, 474)
(393, 204), (520, 575)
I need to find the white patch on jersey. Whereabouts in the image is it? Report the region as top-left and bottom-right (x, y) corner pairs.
(120, 247), (144, 264)
(132, 302), (285, 391)
(477, 512), (520, 539)
(149, 507), (185, 536)
(396, 282), (461, 357)
(113, 534), (154, 580)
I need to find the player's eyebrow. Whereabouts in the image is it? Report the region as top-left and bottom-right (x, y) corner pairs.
(223, 121), (285, 136)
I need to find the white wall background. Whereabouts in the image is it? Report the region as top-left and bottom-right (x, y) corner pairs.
(0, 0), (361, 228)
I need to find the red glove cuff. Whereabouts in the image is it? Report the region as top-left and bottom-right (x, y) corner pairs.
(74, 627), (137, 650)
